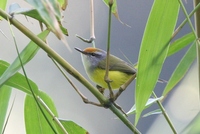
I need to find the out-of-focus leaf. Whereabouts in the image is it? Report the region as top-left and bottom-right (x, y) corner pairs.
(167, 33), (195, 57)
(0, 86), (12, 133)
(59, 120), (88, 134)
(142, 109), (162, 118)
(135, 1), (179, 125)
(0, 0), (8, 20)
(181, 112), (200, 134)
(8, 3), (68, 36)
(0, 30), (50, 88)
(25, 91), (59, 134)
(103, 0), (129, 26)
(162, 43), (196, 96)
(127, 97), (163, 115)
(57, 0), (68, 10)
(0, 60), (38, 94)
(25, 0), (68, 46)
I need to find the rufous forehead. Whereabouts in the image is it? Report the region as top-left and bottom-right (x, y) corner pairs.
(83, 47), (98, 53)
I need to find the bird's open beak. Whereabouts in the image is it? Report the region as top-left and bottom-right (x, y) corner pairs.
(75, 47), (87, 55)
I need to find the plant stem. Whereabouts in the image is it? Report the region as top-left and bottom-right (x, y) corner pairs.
(178, 0), (200, 95)
(152, 92), (177, 134)
(104, 0), (114, 98)
(0, 9), (140, 133)
(194, 0), (200, 99)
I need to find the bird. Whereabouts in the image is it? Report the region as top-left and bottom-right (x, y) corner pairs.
(75, 47), (137, 90)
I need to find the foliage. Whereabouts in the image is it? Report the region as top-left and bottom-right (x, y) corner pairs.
(0, 0), (199, 134)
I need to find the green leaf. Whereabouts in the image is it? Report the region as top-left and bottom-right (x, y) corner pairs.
(167, 33), (195, 57)
(0, 0), (8, 20)
(181, 112), (200, 134)
(24, 91), (59, 134)
(0, 86), (12, 133)
(0, 30), (50, 88)
(8, 3), (68, 36)
(0, 60), (38, 94)
(162, 42), (196, 96)
(103, 0), (128, 26)
(127, 97), (163, 115)
(135, 1), (179, 125)
(57, 0), (68, 10)
(59, 120), (88, 134)
(25, 0), (64, 40)
(103, 0), (117, 14)
(142, 109), (162, 118)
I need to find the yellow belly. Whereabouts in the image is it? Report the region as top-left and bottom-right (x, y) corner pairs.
(87, 68), (133, 89)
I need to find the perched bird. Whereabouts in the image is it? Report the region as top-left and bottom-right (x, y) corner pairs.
(75, 47), (137, 90)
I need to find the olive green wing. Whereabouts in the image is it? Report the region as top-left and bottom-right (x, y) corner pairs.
(97, 54), (136, 74)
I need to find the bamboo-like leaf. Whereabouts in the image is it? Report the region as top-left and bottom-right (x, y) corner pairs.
(135, 1), (179, 125)
(0, 30), (50, 88)
(0, 86), (12, 133)
(8, 4), (68, 36)
(0, 60), (38, 94)
(24, 91), (59, 134)
(163, 43), (196, 96)
(25, 0), (67, 42)
(59, 120), (88, 134)
(127, 97), (163, 115)
(142, 109), (162, 118)
(167, 33), (195, 57)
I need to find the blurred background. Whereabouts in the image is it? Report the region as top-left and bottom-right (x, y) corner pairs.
(0, 0), (199, 134)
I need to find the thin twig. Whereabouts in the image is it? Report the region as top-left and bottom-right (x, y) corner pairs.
(194, 0), (200, 99)
(152, 92), (177, 134)
(104, 1), (114, 99)
(75, 0), (95, 45)
(114, 74), (136, 101)
(7, 18), (62, 133)
(50, 57), (102, 107)
(7, 19), (68, 134)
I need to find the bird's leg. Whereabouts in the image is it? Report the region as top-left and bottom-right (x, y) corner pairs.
(96, 85), (105, 94)
(114, 73), (136, 101)
(104, 76), (114, 99)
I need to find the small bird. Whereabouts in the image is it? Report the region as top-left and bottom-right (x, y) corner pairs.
(75, 47), (137, 90)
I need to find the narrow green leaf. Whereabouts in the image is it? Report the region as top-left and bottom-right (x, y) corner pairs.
(0, 30), (50, 87)
(163, 43), (196, 96)
(0, 0), (8, 20)
(0, 86), (12, 133)
(59, 120), (88, 134)
(135, 1), (179, 125)
(142, 109), (162, 118)
(24, 91), (59, 134)
(167, 33), (195, 57)
(0, 60), (38, 94)
(127, 97), (163, 115)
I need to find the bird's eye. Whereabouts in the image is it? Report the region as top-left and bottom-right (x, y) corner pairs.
(91, 53), (95, 56)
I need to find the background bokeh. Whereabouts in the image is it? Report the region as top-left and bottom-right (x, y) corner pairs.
(0, 1), (198, 134)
